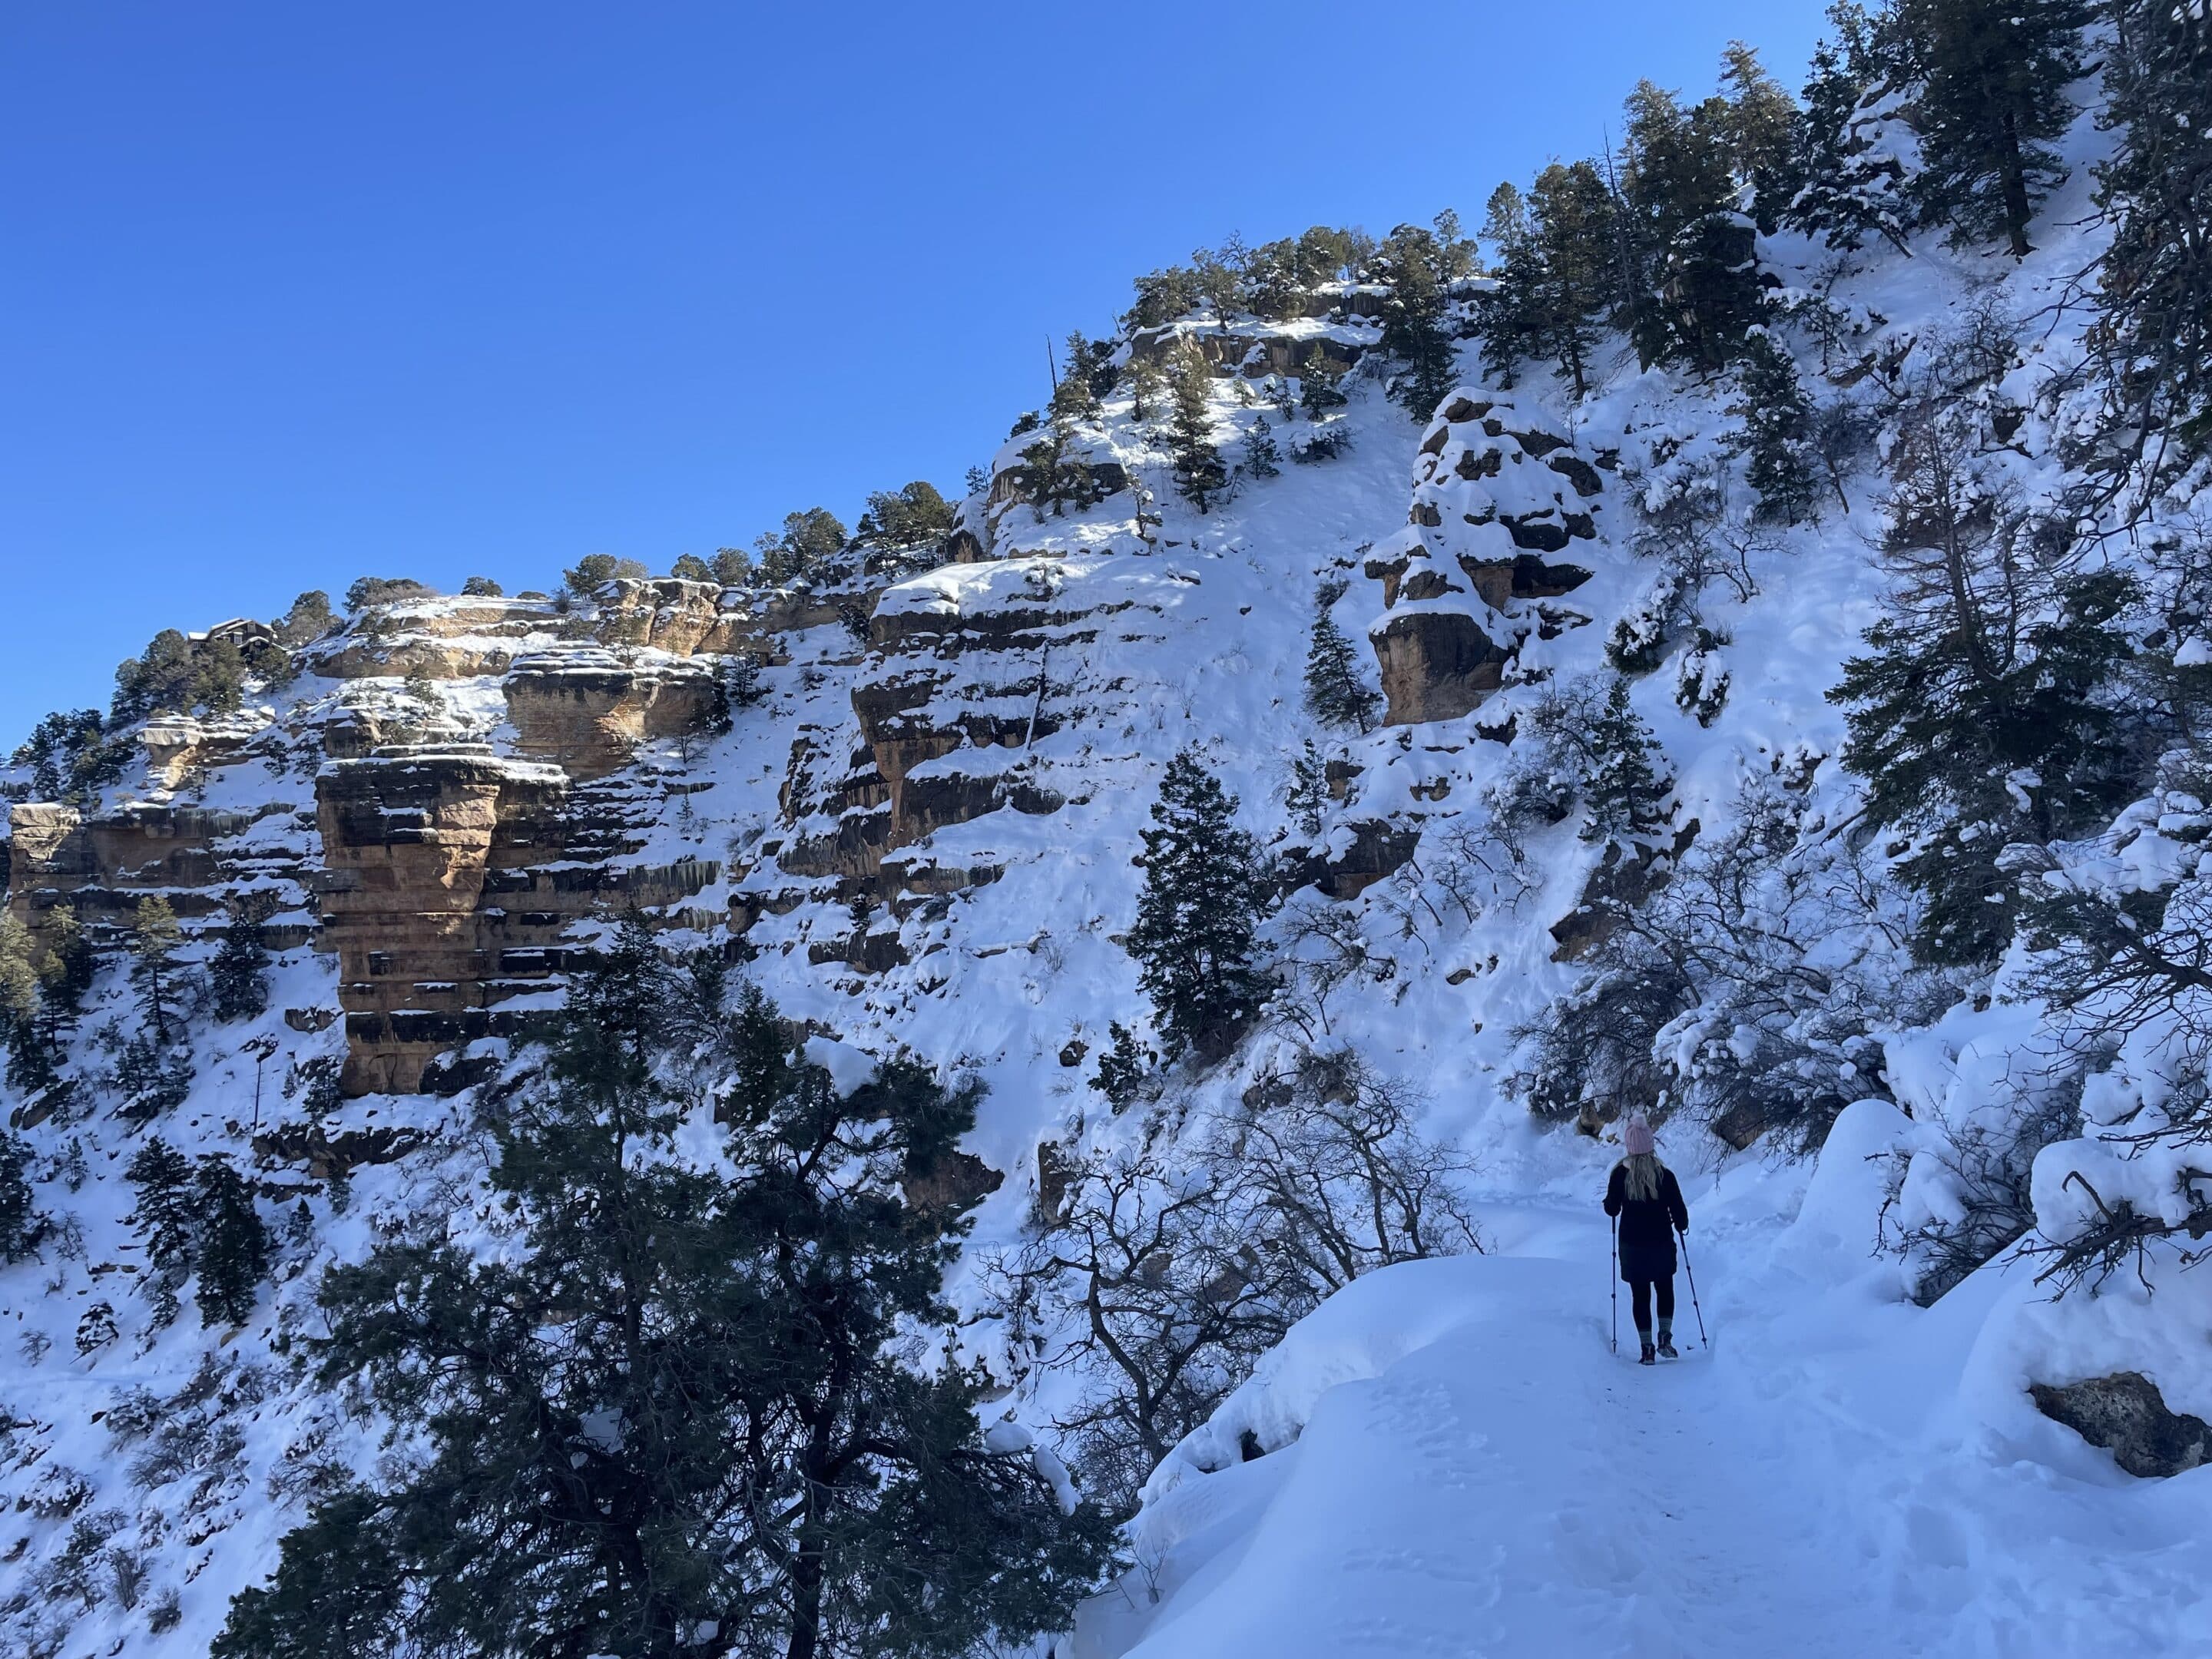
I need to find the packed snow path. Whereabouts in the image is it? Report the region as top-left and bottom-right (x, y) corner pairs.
(1081, 1165), (2212, 1657)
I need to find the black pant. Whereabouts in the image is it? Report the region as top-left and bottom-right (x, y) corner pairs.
(1629, 1275), (1675, 1334)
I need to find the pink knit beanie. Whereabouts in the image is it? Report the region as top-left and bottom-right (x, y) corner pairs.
(1624, 1115), (1656, 1157)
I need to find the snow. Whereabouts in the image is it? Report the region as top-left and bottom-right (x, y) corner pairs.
(5, 39), (2212, 1659)
(1083, 1177), (2212, 1658)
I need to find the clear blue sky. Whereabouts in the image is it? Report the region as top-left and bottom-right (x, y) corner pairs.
(0, 2), (1828, 747)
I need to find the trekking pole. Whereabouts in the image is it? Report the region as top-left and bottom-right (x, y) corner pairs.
(1679, 1227), (1708, 1349)
(1609, 1214), (1619, 1355)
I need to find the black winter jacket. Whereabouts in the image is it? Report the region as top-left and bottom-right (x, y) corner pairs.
(1604, 1162), (1688, 1282)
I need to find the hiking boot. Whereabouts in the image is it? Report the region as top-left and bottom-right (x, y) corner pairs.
(1638, 1340), (1656, 1366)
(1657, 1336), (1678, 1359)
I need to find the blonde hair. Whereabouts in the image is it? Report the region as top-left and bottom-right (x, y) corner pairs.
(1620, 1151), (1665, 1204)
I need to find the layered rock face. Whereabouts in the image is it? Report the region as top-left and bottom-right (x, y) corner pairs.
(760, 557), (1174, 922)
(315, 747), (570, 1094)
(4, 798), (300, 949)
(1364, 393), (1607, 725)
(504, 648), (725, 781)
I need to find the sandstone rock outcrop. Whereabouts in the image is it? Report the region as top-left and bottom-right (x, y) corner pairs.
(1365, 392), (1606, 726)
(504, 648), (724, 781)
(315, 746), (571, 1095)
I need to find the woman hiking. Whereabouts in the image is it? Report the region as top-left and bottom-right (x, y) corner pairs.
(1604, 1114), (1690, 1365)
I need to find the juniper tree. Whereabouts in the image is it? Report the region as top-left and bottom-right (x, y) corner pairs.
(564, 553), (651, 597)
(1890, 0), (2088, 257)
(461, 574), (505, 596)
(669, 555), (716, 582)
(1128, 748), (1270, 1059)
(1304, 582), (1381, 733)
(753, 508), (849, 584)
(1245, 415), (1282, 478)
(215, 947), (1111, 1659)
(1167, 343), (1227, 512)
(856, 482), (956, 553)
(1297, 346), (1348, 421)
(2087, 0), (2212, 478)
(193, 1156), (270, 1328)
(1737, 331), (1822, 524)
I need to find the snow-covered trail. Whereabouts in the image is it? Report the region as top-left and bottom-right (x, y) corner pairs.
(1085, 1174), (2212, 1658)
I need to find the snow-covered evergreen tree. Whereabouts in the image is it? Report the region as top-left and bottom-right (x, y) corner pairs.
(1128, 748), (1270, 1058)
(191, 1157), (269, 1329)
(1890, 0), (2087, 256)
(1737, 330), (1821, 523)
(1304, 581), (1380, 733)
(1167, 342), (1227, 511)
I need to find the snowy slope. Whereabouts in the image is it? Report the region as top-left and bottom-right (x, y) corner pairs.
(5, 40), (2212, 1659)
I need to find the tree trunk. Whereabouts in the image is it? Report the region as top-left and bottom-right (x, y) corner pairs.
(1999, 109), (2033, 258)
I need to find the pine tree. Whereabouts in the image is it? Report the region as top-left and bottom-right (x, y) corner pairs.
(278, 591), (334, 647)
(1621, 79), (1767, 372)
(211, 891), (276, 1023)
(128, 896), (185, 1045)
(1737, 331), (1822, 524)
(1167, 343), (1228, 512)
(1091, 1022), (1157, 1113)
(1022, 416), (1105, 517)
(1479, 181), (1543, 389)
(1581, 677), (1674, 843)
(1718, 41), (1802, 233)
(1, 915), (60, 1092)
(1829, 400), (2140, 963)
(216, 958), (1112, 1659)
(1051, 330), (1103, 424)
(1787, 3), (1912, 252)
(1245, 415), (1282, 478)
(1127, 353), (1168, 427)
(1376, 223), (1459, 419)
(1297, 346), (1348, 421)
(1891, 0), (2088, 257)
(721, 651), (765, 714)
(41, 903), (94, 1018)
(2087, 0), (2212, 475)
(1127, 748), (1270, 1059)
(193, 1156), (270, 1328)
(1304, 582), (1381, 733)
(1528, 161), (1618, 396)
(127, 1137), (197, 1327)
(0, 1131), (41, 1263)
(1286, 739), (1329, 839)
